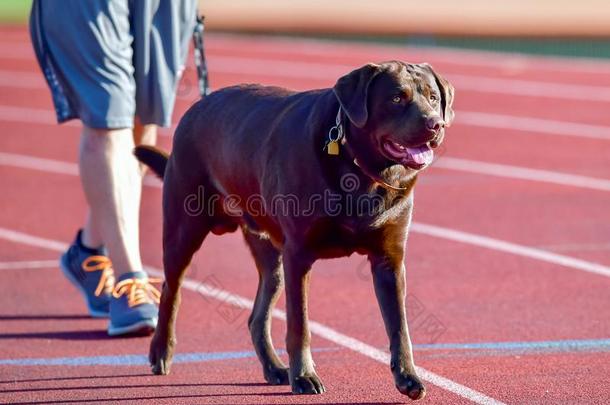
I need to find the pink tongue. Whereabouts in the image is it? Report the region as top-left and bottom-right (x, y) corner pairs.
(406, 146), (434, 165)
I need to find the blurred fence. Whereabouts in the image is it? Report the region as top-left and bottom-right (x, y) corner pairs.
(200, 0), (610, 37)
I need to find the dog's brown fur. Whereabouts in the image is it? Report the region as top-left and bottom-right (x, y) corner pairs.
(135, 61), (454, 400)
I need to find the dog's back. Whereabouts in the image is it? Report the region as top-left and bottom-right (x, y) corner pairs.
(169, 84), (334, 197)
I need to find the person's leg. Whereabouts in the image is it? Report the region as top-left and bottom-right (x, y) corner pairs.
(81, 121), (156, 249)
(133, 121), (158, 175)
(81, 211), (103, 250)
(134, 121), (158, 147)
(79, 125), (160, 336)
(33, 1), (161, 333)
(58, 125), (144, 322)
(79, 126), (143, 278)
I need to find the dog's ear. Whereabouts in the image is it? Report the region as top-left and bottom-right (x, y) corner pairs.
(333, 63), (381, 128)
(420, 63), (455, 127)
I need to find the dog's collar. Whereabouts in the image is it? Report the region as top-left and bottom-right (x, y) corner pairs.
(326, 107), (409, 193)
(352, 158), (409, 192)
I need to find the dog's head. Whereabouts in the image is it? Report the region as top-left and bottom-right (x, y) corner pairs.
(333, 61), (454, 170)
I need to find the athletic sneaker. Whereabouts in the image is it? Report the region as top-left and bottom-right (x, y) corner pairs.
(60, 230), (115, 317)
(108, 271), (161, 336)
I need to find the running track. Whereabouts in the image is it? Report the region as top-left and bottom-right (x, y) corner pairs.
(0, 26), (609, 404)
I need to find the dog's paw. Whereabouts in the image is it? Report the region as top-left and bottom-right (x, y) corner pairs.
(264, 365), (290, 385)
(151, 357), (171, 375)
(395, 373), (426, 400)
(149, 336), (174, 376)
(291, 373), (326, 394)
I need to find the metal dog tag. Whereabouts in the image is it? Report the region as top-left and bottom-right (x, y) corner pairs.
(327, 141), (339, 155)
(325, 108), (343, 156)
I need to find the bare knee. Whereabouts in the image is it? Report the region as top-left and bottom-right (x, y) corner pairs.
(80, 127), (109, 156)
(80, 126), (134, 157)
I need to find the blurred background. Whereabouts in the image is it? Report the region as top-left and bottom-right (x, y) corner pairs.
(2, 0), (610, 58)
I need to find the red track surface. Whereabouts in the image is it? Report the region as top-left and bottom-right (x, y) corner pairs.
(1, 26), (609, 404)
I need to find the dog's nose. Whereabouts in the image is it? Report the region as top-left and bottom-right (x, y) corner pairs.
(425, 116), (445, 134)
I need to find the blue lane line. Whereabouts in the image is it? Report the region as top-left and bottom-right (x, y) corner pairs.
(0, 347), (339, 367)
(1, 338), (608, 366)
(415, 338), (610, 352)
(0, 350), (261, 366)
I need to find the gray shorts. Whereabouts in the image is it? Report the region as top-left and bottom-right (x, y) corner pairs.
(30, 0), (197, 129)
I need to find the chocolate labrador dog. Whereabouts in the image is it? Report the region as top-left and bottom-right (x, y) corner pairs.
(135, 61), (454, 400)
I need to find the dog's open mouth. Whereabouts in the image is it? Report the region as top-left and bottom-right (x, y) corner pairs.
(381, 138), (434, 170)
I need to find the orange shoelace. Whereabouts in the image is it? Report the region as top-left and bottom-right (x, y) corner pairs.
(112, 277), (162, 307)
(81, 255), (115, 296)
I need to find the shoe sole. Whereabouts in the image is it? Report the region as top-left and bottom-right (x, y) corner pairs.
(107, 318), (158, 337)
(59, 253), (109, 318)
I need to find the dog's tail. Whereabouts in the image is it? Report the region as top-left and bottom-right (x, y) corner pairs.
(133, 145), (169, 179)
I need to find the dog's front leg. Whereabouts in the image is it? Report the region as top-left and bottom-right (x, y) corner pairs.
(370, 254), (426, 400)
(283, 246), (325, 394)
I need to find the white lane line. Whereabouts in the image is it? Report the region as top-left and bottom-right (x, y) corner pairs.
(4, 149), (610, 278)
(457, 111), (610, 141)
(392, 46), (610, 75)
(2, 150), (610, 277)
(0, 227), (505, 405)
(0, 104), (78, 127)
(0, 70), (44, 89)
(4, 144), (610, 195)
(0, 228), (67, 252)
(434, 157), (610, 192)
(5, 34), (610, 76)
(411, 223), (610, 278)
(0, 105), (161, 132)
(2, 103), (610, 142)
(0, 260), (58, 270)
(0, 151), (78, 176)
(210, 55), (610, 102)
(0, 152), (161, 188)
(203, 34), (610, 75)
(4, 52), (610, 102)
(448, 73), (610, 102)
(205, 56), (610, 102)
(300, 319), (503, 405)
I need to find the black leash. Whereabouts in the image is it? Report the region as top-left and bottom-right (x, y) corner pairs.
(193, 15), (211, 98)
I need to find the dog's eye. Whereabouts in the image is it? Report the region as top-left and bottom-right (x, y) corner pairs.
(391, 95), (402, 104)
(429, 94), (440, 104)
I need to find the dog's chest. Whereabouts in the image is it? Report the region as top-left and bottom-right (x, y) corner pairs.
(303, 192), (412, 258)
(305, 221), (369, 258)
(305, 219), (402, 259)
